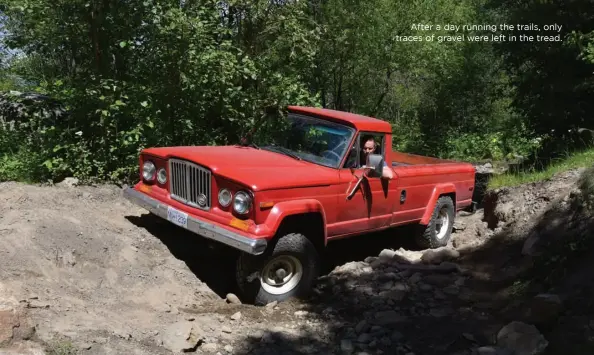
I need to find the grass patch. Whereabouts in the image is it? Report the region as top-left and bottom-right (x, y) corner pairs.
(45, 340), (78, 355)
(0, 147), (49, 183)
(488, 148), (594, 189)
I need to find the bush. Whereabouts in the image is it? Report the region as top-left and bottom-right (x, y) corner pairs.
(0, 91), (68, 182)
(444, 127), (541, 163)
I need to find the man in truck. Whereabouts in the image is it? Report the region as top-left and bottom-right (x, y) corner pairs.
(360, 135), (394, 180)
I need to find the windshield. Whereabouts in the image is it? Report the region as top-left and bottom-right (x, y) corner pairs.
(262, 113), (356, 168)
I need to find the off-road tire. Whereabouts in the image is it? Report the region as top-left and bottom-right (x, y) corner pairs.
(236, 233), (320, 306)
(416, 196), (455, 249)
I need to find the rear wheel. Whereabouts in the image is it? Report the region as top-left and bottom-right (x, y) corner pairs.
(416, 196), (455, 249)
(236, 233), (320, 306)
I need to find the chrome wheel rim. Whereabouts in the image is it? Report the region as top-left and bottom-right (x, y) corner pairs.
(260, 255), (303, 295)
(435, 208), (450, 240)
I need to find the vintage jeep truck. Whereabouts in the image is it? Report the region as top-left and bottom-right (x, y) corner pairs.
(123, 106), (475, 305)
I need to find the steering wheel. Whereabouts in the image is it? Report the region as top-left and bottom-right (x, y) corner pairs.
(321, 150), (341, 161)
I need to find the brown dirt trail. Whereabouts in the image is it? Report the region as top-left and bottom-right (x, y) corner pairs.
(0, 168), (592, 354)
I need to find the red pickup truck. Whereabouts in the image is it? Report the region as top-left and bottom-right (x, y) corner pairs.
(123, 106), (475, 305)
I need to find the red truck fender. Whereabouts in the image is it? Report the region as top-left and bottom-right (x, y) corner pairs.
(262, 199), (328, 242)
(420, 183), (456, 225)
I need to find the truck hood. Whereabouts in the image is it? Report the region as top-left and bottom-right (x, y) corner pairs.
(142, 145), (339, 191)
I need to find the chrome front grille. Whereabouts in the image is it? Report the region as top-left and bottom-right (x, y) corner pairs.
(168, 158), (212, 210)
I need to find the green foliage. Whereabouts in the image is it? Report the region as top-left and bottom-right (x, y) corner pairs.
(0, 0), (592, 183)
(444, 124), (541, 162)
(496, 0), (594, 144)
(308, 0), (523, 161)
(0, 148), (46, 182)
(0, 0), (320, 183)
(446, 133), (506, 162)
(0, 91), (67, 181)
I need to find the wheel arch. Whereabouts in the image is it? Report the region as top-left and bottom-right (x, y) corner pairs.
(273, 212), (326, 253)
(420, 184), (456, 225)
(261, 199), (327, 252)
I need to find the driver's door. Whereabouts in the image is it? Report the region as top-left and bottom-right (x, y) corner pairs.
(329, 133), (394, 237)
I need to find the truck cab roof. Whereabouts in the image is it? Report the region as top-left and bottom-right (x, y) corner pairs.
(287, 106), (392, 134)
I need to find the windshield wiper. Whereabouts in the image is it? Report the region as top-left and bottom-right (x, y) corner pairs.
(264, 146), (302, 161)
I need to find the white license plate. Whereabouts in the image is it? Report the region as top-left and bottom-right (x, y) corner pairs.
(167, 206), (188, 228)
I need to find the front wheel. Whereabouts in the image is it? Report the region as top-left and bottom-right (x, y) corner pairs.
(236, 233), (320, 306)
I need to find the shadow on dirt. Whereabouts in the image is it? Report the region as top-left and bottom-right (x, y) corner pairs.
(459, 190), (594, 355)
(322, 224), (421, 273)
(126, 212), (423, 300)
(228, 185), (594, 355)
(473, 171), (492, 209)
(125, 214), (241, 298)
(232, 241), (509, 355)
(123, 173), (594, 354)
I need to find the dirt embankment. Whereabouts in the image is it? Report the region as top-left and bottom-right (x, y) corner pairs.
(0, 167), (593, 355)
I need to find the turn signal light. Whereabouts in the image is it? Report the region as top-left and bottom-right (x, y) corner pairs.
(259, 201), (274, 209)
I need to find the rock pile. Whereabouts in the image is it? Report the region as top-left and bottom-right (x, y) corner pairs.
(308, 246), (551, 355)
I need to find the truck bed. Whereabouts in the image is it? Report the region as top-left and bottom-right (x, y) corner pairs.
(388, 151), (476, 216)
(391, 151), (460, 166)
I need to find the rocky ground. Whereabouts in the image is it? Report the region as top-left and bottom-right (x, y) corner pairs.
(0, 167), (593, 355)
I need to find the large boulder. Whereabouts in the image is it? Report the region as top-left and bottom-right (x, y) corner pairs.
(496, 321), (548, 355)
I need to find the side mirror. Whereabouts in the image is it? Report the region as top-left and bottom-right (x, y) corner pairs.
(366, 153), (384, 178)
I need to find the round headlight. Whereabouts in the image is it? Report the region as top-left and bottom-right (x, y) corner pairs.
(218, 188), (232, 207)
(233, 191), (252, 214)
(157, 168), (167, 184)
(142, 161), (156, 181)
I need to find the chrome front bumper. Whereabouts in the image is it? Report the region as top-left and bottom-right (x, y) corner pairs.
(123, 187), (267, 255)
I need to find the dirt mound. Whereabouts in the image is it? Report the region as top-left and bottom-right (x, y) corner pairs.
(482, 168), (584, 231)
(0, 168), (592, 355)
(0, 182), (223, 354)
(451, 167), (594, 355)
(492, 168), (594, 355)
